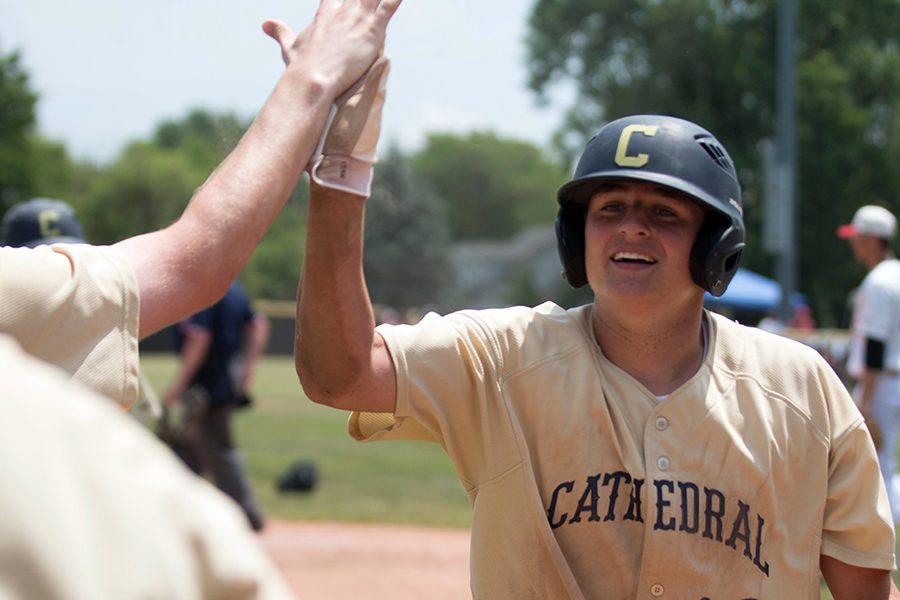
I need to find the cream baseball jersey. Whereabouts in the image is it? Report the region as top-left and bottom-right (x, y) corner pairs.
(0, 334), (294, 599)
(0, 244), (140, 408)
(847, 257), (900, 377)
(351, 303), (895, 599)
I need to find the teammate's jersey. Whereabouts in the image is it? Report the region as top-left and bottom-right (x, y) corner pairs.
(351, 303), (895, 599)
(0, 334), (294, 599)
(847, 257), (900, 377)
(0, 244), (140, 408)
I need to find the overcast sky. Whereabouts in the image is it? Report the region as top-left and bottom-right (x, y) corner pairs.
(2, 1), (571, 163)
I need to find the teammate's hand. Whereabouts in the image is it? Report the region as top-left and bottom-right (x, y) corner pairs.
(262, 0), (401, 99)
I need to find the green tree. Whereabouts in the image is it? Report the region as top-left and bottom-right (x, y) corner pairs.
(241, 185), (308, 301)
(73, 141), (204, 244)
(411, 131), (566, 241)
(59, 109), (250, 244)
(526, 0), (900, 326)
(0, 46), (82, 215)
(25, 136), (76, 200)
(364, 148), (453, 311)
(153, 109), (249, 174)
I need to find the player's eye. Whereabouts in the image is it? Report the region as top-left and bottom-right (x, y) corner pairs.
(654, 205), (677, 217)
(596, 200), (624, 213)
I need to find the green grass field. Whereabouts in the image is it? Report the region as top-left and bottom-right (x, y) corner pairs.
(140, 353), (472, 529)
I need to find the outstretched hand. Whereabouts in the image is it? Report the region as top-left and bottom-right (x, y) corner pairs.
(262, 0), (401, 98)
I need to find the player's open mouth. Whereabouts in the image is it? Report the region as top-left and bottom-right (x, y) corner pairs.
(611, 251), (656, 264)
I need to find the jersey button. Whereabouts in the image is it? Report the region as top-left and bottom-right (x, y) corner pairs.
(655, 416), (669, 431)
(650, 583), (665, 597)
(657, 456), (670, 471)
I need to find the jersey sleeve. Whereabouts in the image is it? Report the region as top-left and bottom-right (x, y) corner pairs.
(819, 363), (896, 570)
(348, 309), (520, 488)
(0, 244), (140, 409)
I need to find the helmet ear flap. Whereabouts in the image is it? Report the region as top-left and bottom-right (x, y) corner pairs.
(555, 203), (588, 288)
(690, 217), (746, 297)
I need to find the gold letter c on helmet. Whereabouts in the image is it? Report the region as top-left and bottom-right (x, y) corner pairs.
(615, 124), (659, 167)
(38, 210), (62, 238)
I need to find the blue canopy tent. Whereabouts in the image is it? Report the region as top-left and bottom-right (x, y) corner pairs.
(703, 268), (807, 318)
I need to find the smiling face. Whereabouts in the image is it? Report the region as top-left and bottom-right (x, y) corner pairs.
(584, 179), (707, 312)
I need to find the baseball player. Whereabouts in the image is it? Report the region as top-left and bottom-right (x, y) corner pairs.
(0, 0), (402, 410)
(164, 280), (270, 531)
(838, 205), (900, 523)
(295, 112), (899, 597)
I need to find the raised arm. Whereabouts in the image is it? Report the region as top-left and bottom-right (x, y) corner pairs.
(114, 0), (402, 338)
(294, 182), (397, 413)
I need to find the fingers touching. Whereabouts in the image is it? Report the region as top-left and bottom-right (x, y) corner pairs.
(319, 0), (402, 21)
(373, 0), (403, 23)
(261, 0), (402, 94)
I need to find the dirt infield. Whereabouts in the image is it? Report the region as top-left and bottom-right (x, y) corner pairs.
(260, 520), (471, 599)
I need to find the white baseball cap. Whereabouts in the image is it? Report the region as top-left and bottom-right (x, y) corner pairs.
(837, 205), (897, 240)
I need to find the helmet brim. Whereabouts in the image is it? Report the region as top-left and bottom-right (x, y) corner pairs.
(557, 170), (742, 224)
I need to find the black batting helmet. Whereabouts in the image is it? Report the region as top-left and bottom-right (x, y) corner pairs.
(1, 197), (85, 248)
(556, 115), (745, 297)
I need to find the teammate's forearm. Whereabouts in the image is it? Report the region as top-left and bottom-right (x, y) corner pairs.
(182, 68), (333, 272)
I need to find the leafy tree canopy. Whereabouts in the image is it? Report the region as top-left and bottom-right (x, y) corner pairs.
(526, 0), (900, 325)
(365, 147), (453, 311)
(0, 46), (53, 210)
(411, 131), (566, 241)
(153, 109), (249, 173)
(72, 141), (203, 244)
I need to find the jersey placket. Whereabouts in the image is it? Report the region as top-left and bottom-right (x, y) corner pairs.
(635, 404), (677, 598)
